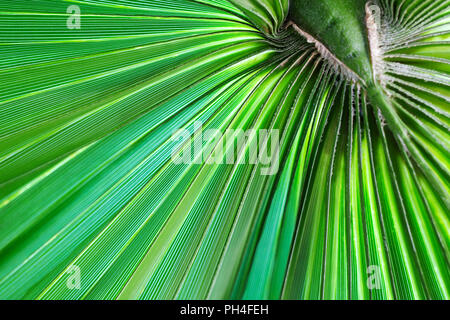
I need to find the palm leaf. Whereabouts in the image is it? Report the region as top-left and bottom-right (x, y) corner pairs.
(0, 0), (448, 300)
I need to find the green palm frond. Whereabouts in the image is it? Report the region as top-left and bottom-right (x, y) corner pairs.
(0, 0), (448, 300)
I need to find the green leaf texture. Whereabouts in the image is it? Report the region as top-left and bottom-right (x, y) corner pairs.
(0, 0), (449, 299)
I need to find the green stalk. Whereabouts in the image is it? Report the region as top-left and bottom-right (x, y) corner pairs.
(289, 0), (373, 82)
